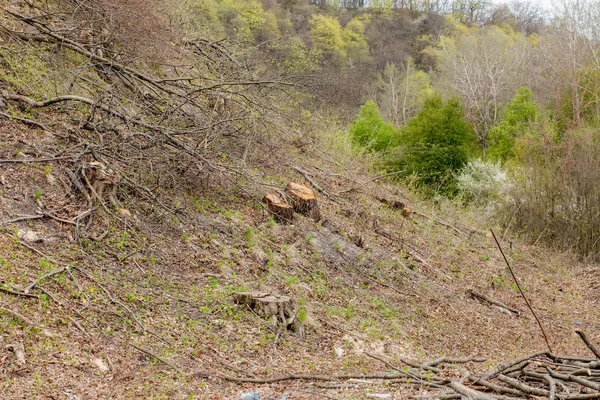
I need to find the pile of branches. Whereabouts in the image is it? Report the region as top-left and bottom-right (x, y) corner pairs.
(219, 331), (600, 400)
(386, 330), (600, 400)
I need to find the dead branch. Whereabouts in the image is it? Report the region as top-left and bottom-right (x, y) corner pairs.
(576, 330), (600, 360)
(221, 372), (413, 384)
(0, 110), (50, 131)
(24, 266), (70, 293)
(129, 343), (185, 375)
(0, 305), (54, 336)
(0, 156), (74, 164)
(491, 229), (553, 353)
(468, 289), (523, 316)
(292, 166), (328, 197)
(0, 284), (39, 298)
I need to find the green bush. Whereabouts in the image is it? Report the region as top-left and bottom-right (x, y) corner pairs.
(487, 87), (538, 162)
(349, 100), (397, 152)
(388, 94), (477, 195)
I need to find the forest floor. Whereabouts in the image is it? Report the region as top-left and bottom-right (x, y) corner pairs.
(2, 115), (600, 400)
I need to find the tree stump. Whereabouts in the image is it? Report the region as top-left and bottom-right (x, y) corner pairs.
(286, 182), (320, 222)
(263, 193), (293, 223)
(377, 196), (411, 217)
(234, 292), (305, 338)
(83, 161), (120, 206)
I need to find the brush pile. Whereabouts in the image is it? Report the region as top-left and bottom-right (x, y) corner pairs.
(398, 331), (600, 399)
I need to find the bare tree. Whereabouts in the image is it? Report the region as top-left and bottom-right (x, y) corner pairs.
(436, 27), (531, 148)
(376, 59), (432, 126)
(539, 0), (600, 126)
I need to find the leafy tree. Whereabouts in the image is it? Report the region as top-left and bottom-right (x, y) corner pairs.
(350, 100), (397, 152)
(309, 14), (346, 64)
(342, 18), (370, 65)
(389, 94), (477, 195)
(487, 87), (538, 161)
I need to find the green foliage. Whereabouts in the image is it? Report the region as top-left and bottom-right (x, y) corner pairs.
(342, 18), (370, 65)
(487, 87), (538, 162)
(349, 100), (397, 152)
(267, 37), (318, 74)
(309, 14), (346, 64)
(388, 94), (477, 195)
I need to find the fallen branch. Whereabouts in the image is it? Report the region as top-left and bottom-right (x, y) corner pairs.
(468, 289), (523, 316)
(0, 284), (39, 298)
(0, 305), (54, 337)
(129, 343), (184, 375)
(576, 331), (600, 360)
(0, 110), (50, 131)
(491, 229), (553, 353)
(221, 372), (410, 384)
(0, 156), (74, 164)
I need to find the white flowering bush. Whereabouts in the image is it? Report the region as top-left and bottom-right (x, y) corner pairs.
(457, 159), (507, 205)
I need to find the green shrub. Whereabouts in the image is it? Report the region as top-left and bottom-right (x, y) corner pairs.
(349, 100), (397, 152)
(487, 87), (538, 162)
(388, 94), (477, 196)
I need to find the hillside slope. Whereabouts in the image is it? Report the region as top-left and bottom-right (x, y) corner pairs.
(0, 2), (599, 400)
(2, 113), (599, 399)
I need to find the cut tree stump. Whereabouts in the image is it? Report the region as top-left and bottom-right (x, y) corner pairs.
(234, 292), (305, 338)
(377, 196), (411, 217)
(286, 182), (320, 222)
(263, 193), (293, 223)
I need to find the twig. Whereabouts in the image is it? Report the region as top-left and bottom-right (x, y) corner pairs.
(0, 305), (54, 336)
(129, 343), (184, 375)
(424, 356), (487, 368)
(221, 372), (413, 384)
(364, 352), (447, 386)
(293, 166), (327, 195)
(25, 266), (70, 292)
(0, 284), (39, 298)
(482, 351), (546, 380)
(0, 110), (50, 131)
(490, 229), (553, 353)
(336, 170), (405, 195)
(0, 155), (74, 164)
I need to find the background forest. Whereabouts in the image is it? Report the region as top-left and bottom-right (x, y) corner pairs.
(169, 0), (600, 258)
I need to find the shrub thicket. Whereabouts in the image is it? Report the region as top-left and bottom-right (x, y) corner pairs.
(387, 95), (477, 195)
(487, 87), (538, 162)
(349, 100), (398, 152)
(501, 129), (600, 258)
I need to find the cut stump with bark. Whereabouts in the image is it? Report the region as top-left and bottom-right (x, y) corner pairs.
(286, 182), (320, 222)
(263, 193), (293, 223)
(234, 292), (305, 338)
(377, 196), (411, 217)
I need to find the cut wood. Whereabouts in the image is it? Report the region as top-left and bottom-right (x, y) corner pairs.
(262, 193), (293, 223)
(6, 343), (26, 365)
(83, 161), (120, 206)
(286, 182), (320, 222)
(234, 292), (304, 336)
(377, 197), (412, 217)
